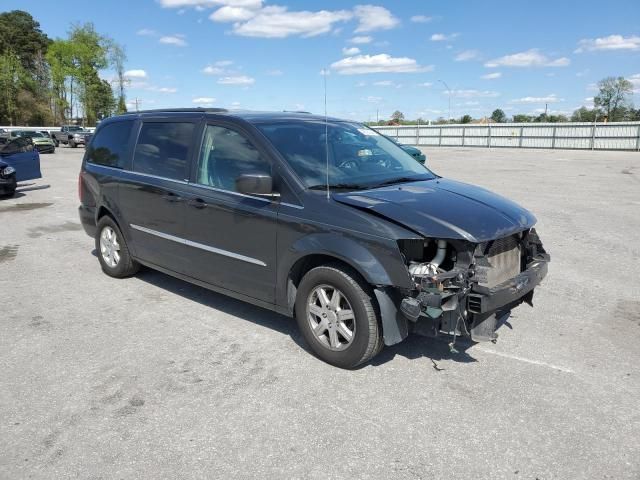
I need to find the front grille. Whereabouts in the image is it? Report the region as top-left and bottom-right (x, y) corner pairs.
(476, 235), (522, 288)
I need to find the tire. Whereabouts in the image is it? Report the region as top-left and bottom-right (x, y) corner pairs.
(70, 140), (77, 148)
(295, 264), (382, 369)
(95, 216), (139, 278)
(54, 139), (59, 147)
(0, 189), (15, 199)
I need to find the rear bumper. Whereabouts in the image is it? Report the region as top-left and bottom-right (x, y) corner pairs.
(35, 144), (55, 153)
(78, 205), (97, 237)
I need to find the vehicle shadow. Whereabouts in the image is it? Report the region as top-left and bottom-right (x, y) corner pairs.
(134, 267), (305, 346)
(100, 260), (480, 368)
(17, 183), (50, 193)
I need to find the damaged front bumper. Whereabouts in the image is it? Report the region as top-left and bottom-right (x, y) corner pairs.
(392, 228), (550, 345)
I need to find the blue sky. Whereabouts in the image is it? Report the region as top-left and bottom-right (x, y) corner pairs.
(8, 0), (640, 121)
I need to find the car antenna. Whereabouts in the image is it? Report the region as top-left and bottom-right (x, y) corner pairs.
(323, 68), (330, 200)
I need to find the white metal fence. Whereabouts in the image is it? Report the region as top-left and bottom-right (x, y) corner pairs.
(374, 122), (640, 151)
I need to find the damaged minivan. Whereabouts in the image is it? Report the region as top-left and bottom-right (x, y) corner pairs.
(79, 109), (549, 368)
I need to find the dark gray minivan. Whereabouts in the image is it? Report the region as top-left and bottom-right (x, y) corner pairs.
(79, 108), (549, 368)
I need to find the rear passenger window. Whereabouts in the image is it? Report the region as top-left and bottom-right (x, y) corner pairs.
(87, 121), (133, 168)
(133, 122), (194, 181)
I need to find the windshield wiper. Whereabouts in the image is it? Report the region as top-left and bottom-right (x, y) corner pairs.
(308, 183), (369, 191)
(372, 176), (429, 187)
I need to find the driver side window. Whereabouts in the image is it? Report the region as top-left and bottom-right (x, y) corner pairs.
(196, 125), (270, 192)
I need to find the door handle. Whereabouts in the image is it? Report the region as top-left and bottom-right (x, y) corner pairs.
(162, 192), (182, 202)
(187, 198), (208, 209)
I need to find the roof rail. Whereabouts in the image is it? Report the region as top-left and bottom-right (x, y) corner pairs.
(127, 107), (228, 114)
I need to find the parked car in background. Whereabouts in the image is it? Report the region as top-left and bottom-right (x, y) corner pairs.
(379, 133), (427, 164)
(0, 136), (41, 196)
(0, 158), (17, 197)
(51, 125), (91, 148)
(12, 130), (55, 154)
(79, 108), (549, 368)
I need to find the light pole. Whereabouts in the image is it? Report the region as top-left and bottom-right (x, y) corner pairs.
(438, 79), (452, 122)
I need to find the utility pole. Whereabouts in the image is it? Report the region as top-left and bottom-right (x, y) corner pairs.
(438, 79), (452, 122)
(376, 108), (379, 123)
(133, 98), (142, 112)
(544, 103), (548, 116)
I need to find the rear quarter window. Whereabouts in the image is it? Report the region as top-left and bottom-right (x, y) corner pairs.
(86, 120), (134, 168)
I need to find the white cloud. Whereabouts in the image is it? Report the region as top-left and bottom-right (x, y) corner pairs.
(353, 5), (399, 33)
(481, 72), (502, 80)
(124, 69), (147, 79)
(575, 35), (640, 53)
(350, 35), (372, 44)
(417, 82), (432, 87)
(203, 65), (225, 75)
(136, 28), (157, 36)
(363, 96), (382, 103)
(217, 75), (255, 85)
(192, 97), (216, 104)
(342, 46), (361, 55)
(372, 80), (394, 86)
(485, 49), (570, 68)
(331, 54), (431, 74)
(202, 60), (235, 75)
(410, 15), (432, 23)
(266, 69), (283, 76)
(584, 97), (594, 103)
(152, 87), (178, 93)
(510, 94), (563, 104)
(210, 6), (257, 22)
(431, 33), (458, 42)
(219, 5), (352, 38)
(159, 35), (188, 46)
(159, 0), (263, 8)
(449, 90), (500, 98)
(629, 73), (640, 91)
(355, 81), (367, 87)
(455, 50), (479, 61)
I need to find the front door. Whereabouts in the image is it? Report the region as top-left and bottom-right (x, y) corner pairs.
(181, 123), (278, 303)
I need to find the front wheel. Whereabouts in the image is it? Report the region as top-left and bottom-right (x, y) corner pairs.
(295, 264), (383, 368)
(70, 140), (77, 148)
(95, 216), (139, 278)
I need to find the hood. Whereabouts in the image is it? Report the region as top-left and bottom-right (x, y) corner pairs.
(0, 159), (7, 168)
(332, 178), (536, 243)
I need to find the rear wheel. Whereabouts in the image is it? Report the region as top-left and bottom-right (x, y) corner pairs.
(295, 264), (382, 368)
(95, 216), (139, 278)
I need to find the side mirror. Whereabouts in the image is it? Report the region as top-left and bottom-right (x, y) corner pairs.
(235, 172), (279, 198)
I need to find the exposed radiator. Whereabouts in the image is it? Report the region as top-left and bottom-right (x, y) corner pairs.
(476, 235), (522, 288)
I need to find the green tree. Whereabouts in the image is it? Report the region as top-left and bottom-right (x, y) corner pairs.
(490, 108), (506, 123)
(460, 114), (472, 124)
(594, 76), (634, 122)
(107, 41), (127, 114)
(391, 110), (405, 122)
(0, 10), (50, 72)
(513, 114), (533, 123)
(570, 107), (600, 122)
(0, 52), (28, 124)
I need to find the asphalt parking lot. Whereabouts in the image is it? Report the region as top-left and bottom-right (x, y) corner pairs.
(1, 145), (639, 479)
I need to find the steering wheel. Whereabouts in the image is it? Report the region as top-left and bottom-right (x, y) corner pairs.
(337, 159), (359, 170)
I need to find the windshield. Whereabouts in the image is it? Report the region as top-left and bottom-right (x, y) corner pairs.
(67, 126), (84, 132)
(17, 131), (44, 138)
(256, 120), (435, 190)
